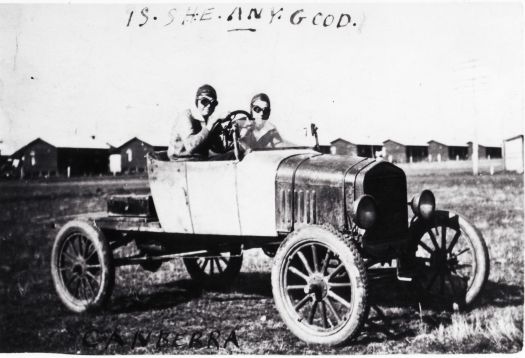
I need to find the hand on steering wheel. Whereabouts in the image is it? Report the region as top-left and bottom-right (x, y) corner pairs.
(209, 110), (252, 154)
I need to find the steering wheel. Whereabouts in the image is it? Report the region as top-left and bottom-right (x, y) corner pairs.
(209, 110), (252, 154)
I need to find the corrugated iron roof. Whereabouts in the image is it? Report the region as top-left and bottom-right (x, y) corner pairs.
(504, 134), (524, 142)
(12, 137), (112, 154)
(42, 136), (111, 149)
(383, 138), (429, 147)
(427, 139), (469, 147)
(115, 136), (166, 149)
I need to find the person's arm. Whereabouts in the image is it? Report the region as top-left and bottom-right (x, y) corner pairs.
(183, 114), (222, 154)
(182, 125), (210, 155)
(269, 129), (283, 148)
(238, 136), (253, 154)
(168, 110), (211, 158)
(238, 125), (255, 153)
(167, 115), (185, 159)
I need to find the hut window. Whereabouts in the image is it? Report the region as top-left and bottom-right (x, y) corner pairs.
(30, 151), (36, 166)
(126, 148), (133, 162)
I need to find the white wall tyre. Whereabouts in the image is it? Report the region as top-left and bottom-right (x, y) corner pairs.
(410, 210), (490, 307)
(51, 220), (114, 313)
(271, 225), (368, 346)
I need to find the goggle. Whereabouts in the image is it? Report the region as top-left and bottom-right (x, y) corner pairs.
(198, 98), (218, 107)
(252, 105), (270, 116)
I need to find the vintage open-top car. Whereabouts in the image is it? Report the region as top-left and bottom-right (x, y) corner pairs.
(51, 112), (490, 345)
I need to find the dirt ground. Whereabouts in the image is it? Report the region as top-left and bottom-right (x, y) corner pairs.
(0, 171), (522, 354)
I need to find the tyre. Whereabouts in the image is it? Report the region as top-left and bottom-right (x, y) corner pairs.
(183, 247), (243, 288)
(51, 220), (114, 313)
(410, 210), (490, 307)
(271, 225), (368, 345)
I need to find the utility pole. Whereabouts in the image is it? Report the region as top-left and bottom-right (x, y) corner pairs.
(454, 59), (487, 176)
(472, 73), (479, 176)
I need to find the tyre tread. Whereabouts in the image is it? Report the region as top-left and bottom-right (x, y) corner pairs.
(51, 219), (114, 313)
(271, 224), (369, 346)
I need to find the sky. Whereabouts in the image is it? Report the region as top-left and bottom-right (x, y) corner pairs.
(0, 2), (523, 154)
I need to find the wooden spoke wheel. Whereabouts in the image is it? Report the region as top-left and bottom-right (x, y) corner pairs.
(183, 247), (243, 288)
(271, 225), (368, 346)
(410, 210), (489, 307)
(51, 220), (114, 313)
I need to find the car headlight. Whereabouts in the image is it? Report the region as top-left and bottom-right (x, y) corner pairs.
(351, 195), (378, 229)
(410, 189), (436, 220)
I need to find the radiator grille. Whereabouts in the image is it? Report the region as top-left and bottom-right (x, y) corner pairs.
(363, 168), (407, 239)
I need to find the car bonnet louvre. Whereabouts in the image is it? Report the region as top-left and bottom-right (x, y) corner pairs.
(276, 154), (375, 232)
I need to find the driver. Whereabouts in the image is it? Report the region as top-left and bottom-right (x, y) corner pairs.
(167, 84), (221, 160)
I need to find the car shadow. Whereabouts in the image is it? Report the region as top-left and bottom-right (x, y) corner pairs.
(233, 272), (273, 296)
(367, 273), (523, 310)
(476, 280), (524, 308)
(233, 270), (523, 308)
(355, 273), (523, 344)
(109, 279), (203, 314)
(108, 269), (522, 341)
(231, 270), (523, 345)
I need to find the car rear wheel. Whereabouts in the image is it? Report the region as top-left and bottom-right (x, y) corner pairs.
(183, 247), (243, 288)
(51, 220), (114, 313)
(410, 210), (490, 307)
(271, 225), (368, 346)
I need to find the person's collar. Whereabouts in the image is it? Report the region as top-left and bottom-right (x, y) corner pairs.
(190, 106), (206, 122)
(257, 121), (275, 132)
(254, 121), (276, 138)
(264, 121), (276, 130)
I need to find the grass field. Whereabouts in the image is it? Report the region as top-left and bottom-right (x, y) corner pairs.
(0, 170), (522, 354)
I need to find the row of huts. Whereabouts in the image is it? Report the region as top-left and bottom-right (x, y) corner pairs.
(0, 137), (167, 179)
(327, 138), (503, 163)
(0, 135), (522, 179)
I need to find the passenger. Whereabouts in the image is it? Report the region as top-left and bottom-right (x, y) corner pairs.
(240, 93), (284, 151)
(167, 84), (221, 160)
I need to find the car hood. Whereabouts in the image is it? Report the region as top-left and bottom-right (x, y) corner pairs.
(275, 154), (378, 232)
(276, 153), (376, 187)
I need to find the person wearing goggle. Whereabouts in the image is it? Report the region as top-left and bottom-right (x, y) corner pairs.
(168, 84), (221, 159)
(239, 93), (283, 151)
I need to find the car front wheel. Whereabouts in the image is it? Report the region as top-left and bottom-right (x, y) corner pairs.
(271, 225), (369, 346)
(410, 210), (490, 308)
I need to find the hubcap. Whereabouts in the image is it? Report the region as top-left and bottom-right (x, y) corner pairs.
(430, 250), (448, 273)
(73, 262), (85, 276)
(307, 275), (328, 301)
